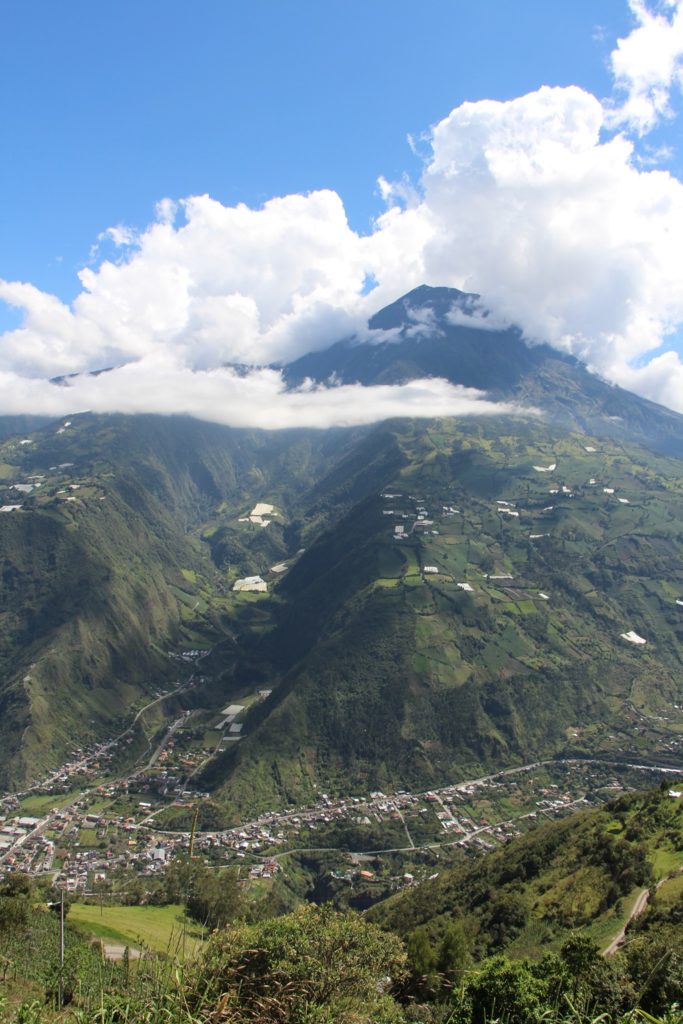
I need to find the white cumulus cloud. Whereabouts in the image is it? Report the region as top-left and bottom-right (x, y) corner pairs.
(607, 0), (683, 134)
(2, 0), (683, 423)
(411, 84), (683, 394)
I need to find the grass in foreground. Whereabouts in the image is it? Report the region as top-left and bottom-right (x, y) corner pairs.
(69, 903), (205, 957)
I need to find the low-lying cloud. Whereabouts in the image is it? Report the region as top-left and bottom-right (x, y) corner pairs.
(2, 0), (683, 425)
(0, 364), (531, 430)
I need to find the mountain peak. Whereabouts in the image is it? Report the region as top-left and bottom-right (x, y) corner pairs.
(285, 283), (546, 394)
(282, 284), (683, 457)
(367, 284), (478, 332)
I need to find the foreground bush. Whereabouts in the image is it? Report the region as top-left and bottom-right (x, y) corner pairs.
(185, 903), (407, 1023)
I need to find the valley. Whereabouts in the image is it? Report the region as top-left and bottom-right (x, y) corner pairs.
(1, 288), (683, 1022)
(1, 705), (678, 917)
(1, 285), (683, 920)
(6, 3), (683, 1013)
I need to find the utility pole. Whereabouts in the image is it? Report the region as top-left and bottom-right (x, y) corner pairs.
(59, 888), (65, 1008)
(48, 888), (66, 1007)
(189, 804), (200, 859)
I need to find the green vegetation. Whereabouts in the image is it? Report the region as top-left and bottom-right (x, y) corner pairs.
(0, 893), (117, 1013)
(1, 286), (683, 821)
(0, 415), (365, 788)
(2, 403), (683, 810)
(1, 863), (682, 1023)
(207, 412), (683, 816)
(185, 904), (406, 1024)
(3, 291), (683, 1020)
(369, 787), (683, 960)
(68, 903), (202, 955)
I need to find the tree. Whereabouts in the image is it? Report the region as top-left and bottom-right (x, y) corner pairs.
(185, 863), (242, 930)
(437, 921), (471, 989)
(559, 934), (632, 1019)
(161, 857), (196, 904)
(622, 934), (683, 1015)
(484, 890), (528, 948)
(0, 872), (31, 897)
(405, 926), (438, 1001)
(467, 956), (545, 1024)
(560, 933), (601, 983)
(0, 895), (30, 941)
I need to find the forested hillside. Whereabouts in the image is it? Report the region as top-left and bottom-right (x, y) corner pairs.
(207, 414), (683, 815)
(0, 787), (681, 1023)
(0, 415), (361, 786)
(1, 288), (683, 805)
(369, 785), (683, 958)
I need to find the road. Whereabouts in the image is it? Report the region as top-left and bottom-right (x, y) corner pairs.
(135, 754), (681, 854)
(102, 943), (142, 961)
(602, 869), (683, 956)
(603, 888), (651, 955)
(3, 737), (680, 877)
(395, 807), (415, 849)
(0, 666), (203, 867)
(23, 670), (199, 797)
(144, 713), (189, 771)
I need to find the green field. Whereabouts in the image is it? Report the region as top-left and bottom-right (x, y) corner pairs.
(18, 792), (77, 815)
(77, 828), (100, 846)
(69, 903), (205, 957)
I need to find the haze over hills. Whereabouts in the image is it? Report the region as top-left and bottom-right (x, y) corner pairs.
(0, 286), (682, 807)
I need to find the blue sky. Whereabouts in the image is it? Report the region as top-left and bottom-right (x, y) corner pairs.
(2, 1), (635, 303)
(1, 0), (683, 427)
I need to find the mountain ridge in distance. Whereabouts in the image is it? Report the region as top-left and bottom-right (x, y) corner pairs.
(0, 285), (682, 805)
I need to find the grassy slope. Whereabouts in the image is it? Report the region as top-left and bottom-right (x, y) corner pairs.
(69, 902), (204, 956)
(0, 415), (361, 788)
(367, 787), (683, 960)
(0, 480), (193, 786)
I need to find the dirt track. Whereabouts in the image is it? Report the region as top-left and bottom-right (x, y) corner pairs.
(603, 888), (651, 956)
(102, 943), (142, 961)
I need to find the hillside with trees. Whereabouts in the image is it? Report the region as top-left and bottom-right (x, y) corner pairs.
(0, 786), (681, 1022)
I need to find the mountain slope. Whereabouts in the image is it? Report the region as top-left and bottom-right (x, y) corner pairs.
(0, 415), (364, 787)
(3, 285), (683, 797)
(286, 285), (683, 458)
(206, 412), (683, 817)
(367, 785), (683, 963)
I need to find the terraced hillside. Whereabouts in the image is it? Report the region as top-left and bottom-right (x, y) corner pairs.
(204, 414), (683, 816)
(2, 286), (683, 805)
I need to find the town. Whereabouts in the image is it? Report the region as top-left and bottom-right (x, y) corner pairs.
(2, 458), (683, 901)
(1, 730), (680, 899)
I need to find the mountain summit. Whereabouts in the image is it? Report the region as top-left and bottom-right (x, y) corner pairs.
(285, 284), (555, 393)
(286, 285), (683, 458)
(1, 285), (683, 806)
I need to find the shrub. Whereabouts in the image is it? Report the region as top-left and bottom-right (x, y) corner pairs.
(186, 903), (406, 1023)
